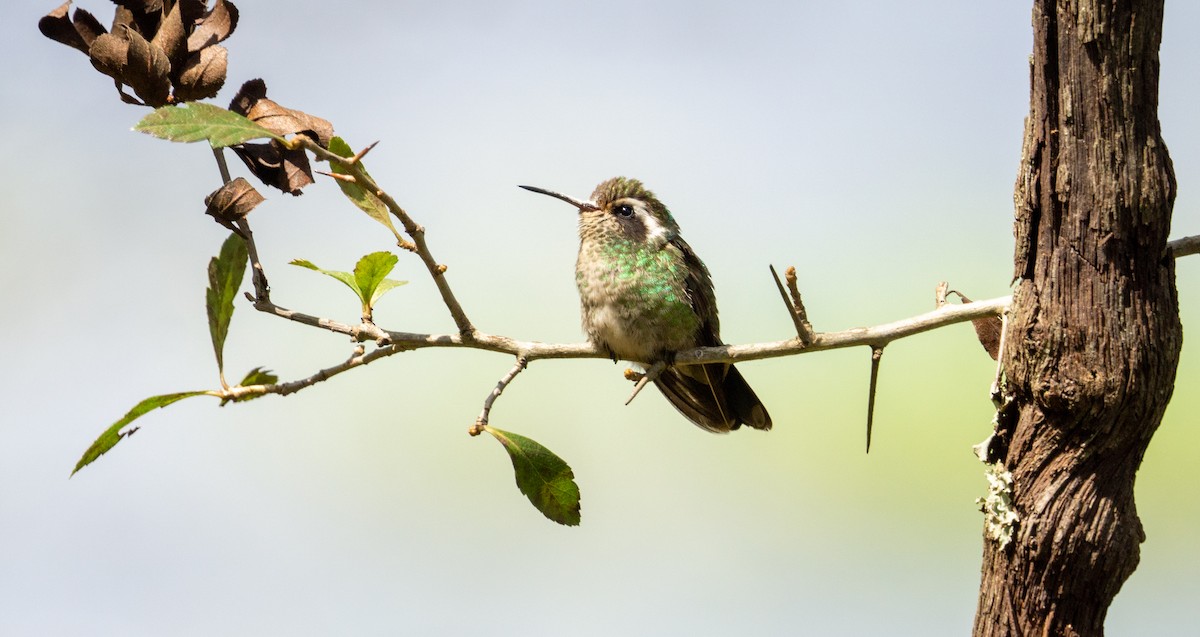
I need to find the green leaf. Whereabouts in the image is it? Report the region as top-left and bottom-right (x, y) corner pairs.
(486, 426), (581, 526)
(238, 367), (278, 387)
(290, 254), (405, 313)
(134, 102), (284, 148)
(353, 251), (407, 308)
(207, 233), (248, 376)
(327, 137), (406, 245)
(72, 391), (209, 476)
(289, 258), (362, 301)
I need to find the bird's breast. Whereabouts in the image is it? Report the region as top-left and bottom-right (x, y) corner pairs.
(575, 240), (700, 362)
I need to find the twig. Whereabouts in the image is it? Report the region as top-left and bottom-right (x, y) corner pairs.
(234, 218), (270, 302)
(770, 265), (812, 343)
(470, 357), (529, 435)
(213, 342), (405, 402)
(212, 147), (232, 184)
(299, 137), (476, 336)
(784, 266), (811, 332)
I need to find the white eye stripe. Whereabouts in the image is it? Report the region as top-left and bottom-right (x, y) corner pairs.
(635, 203), (672, 247)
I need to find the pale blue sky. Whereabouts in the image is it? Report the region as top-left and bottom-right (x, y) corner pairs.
(3, 2), (1198, 635)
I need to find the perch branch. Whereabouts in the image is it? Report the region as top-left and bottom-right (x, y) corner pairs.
(255, 292), (1012, 364)
(1168, 233), (1200, 258)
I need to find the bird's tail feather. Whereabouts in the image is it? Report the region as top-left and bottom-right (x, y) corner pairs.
(654, 363), (772, 433)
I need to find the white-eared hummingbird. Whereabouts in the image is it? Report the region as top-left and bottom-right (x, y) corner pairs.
(521, 177), (771, 433)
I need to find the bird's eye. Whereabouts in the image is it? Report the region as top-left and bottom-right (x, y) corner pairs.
(614, 204), (634, 218)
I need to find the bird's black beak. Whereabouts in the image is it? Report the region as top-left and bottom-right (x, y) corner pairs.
(519, 185), (599, 212)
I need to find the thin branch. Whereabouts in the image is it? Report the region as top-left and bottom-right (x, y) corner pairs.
(234, 217), (270, 302)
(784, 266), (811, 330)
(214, 341), (405, 402)
(1168, 234), (1200, 258)
(470, 356), (529, 435)
(253, 287), (1011, 365)
(299, 137), (476, 335)
(675, 295), (1011, 365)
(212, 147), (232, 184)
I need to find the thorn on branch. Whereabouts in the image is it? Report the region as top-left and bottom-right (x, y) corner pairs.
(866, 346), (884, 453)
(317, 169), (358, 184)
(346, 140), (379, 166)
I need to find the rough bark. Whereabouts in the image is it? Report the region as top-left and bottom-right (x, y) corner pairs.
(973, 1), (1181, 635)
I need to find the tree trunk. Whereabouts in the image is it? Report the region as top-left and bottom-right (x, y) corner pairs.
(973, 1), (1181, 635)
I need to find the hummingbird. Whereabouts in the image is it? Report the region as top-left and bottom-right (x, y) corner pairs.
(520, 177), (771, 433)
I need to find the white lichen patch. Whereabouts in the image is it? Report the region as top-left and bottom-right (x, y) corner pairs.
(977, 462), (1018, 549)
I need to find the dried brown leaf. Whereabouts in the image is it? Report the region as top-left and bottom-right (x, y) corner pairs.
(88, 32), (130, 80)
(174, 45), (228, 102)
(952, 291), (1003, 361)
(123, 27), (172, 106)
(187, 0), (240, 53)
(113, 0), (164, 12)
(111, 6), (137, 34)
(205, 177), (265, 230)
(152, 0), (188, 80)
(972, 316), (1003, 361)
(111, 0), (161, 40)
(39, 2), (91, 54)
(228, 77), (267, 114)
(231, 142), (314, 196)
(73, 6), (107, 48)
(179, 0), (208, 25)
(246, 99), (334, 147)
(230, 79), (333, 147)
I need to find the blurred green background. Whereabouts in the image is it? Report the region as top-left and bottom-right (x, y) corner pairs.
(3, 1), (1196, 634)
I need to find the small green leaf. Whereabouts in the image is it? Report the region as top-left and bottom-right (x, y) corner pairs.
(238, 367), (278, 387)
(221, 367), (279, 405)
(290, 254), (405, 314)
(327, 137), (406, 245)
(72, 391), (209, 476)
(134, 102), (284, 148)
(486, 426), (581, 526)
(370, 278), (408, 308)
(207, 233), (248, 376)
(289, 258), (363, 302)
(353, 251), (407, 308)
